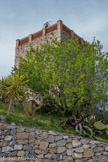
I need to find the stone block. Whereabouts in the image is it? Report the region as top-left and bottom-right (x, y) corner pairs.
(57, 147), (66, 153)
(39, 141), (48, 150)
(16, 132), (29, 140)
(72, 140), (81, 147)
(5, 135), (12, 141)
(83, 149), (94, 157)
(17, 151), (25, 156)
(14, 144), (23, 150)
(57, 140), (66, 146)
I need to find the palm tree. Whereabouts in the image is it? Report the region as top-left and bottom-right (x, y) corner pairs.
(6, 73), (28, 115)
(0, 76), (10, 103)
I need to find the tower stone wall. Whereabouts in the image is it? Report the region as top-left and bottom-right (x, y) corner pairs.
(15, 20), (84, 68)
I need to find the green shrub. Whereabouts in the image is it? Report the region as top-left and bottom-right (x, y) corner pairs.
(16, 38), (108, 117)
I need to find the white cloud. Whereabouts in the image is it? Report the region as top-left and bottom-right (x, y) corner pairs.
(67, 13), (108, 52)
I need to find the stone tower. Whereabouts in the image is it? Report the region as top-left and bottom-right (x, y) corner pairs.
(15, 20), (84, 67)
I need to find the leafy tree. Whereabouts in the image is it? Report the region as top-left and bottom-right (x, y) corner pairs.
(16, 38), (108, 117)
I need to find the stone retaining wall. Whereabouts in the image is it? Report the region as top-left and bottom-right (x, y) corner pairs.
(0, 123), (108, 162)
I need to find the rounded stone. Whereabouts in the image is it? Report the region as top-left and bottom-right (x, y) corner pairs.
(48, 130), (57, 135)
(55, 136), (63, 141)
(105, 146), (108, 151)
(2, 146), (13, 152)
(45, 154), (52, 159)
(72, 153), (82, 159)
(35, 149), (41, 154)
(75, 160), (83, 162)
(23, 145), (32, 151)
(83, 144), (90, 149)
(49, 143), (56, 148)
(47, 135), (55, 143)
(86, 160), (93, 162)
(90, 140), (100, 145)
(37, 154), (44, 159)
(63, 136), (69, 139)
(17, 127), (25, 133)
(57, 140), (66, 146)
(29, 138), (35, 143)
(16, 132), (29, 140)
(66, 143), (72, 149)
(67, 149), (73, 155)
(98, 155), (108, 162)
(94, 147), (104, 152)
(14, 144), (23, 150)
(75, 147), (84, 153)
(49, 147), (57, 154)
(39, 141), (48, 150)
(83, 149), (94, 157)
(72, 140), (81, 147)
(63, 157), (73, 162)
(5, 136), (12, 141)
(17, 151), (25, 156)
(57, 147), (66, 153)
(80, 139), (89, 144)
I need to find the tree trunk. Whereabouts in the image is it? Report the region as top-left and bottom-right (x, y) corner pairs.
(7, 95), (14, 115)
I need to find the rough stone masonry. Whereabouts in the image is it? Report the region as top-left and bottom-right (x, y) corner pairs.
(15, 20), (84, 68)
(0, 123), (108, 162)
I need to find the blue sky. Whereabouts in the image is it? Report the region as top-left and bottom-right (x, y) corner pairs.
(0, 0), (108, 78)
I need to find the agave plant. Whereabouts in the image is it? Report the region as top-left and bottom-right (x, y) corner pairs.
(75, 115), (97, 138)
(85, 115), (95, 126)
(75, 123), (94, 138)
